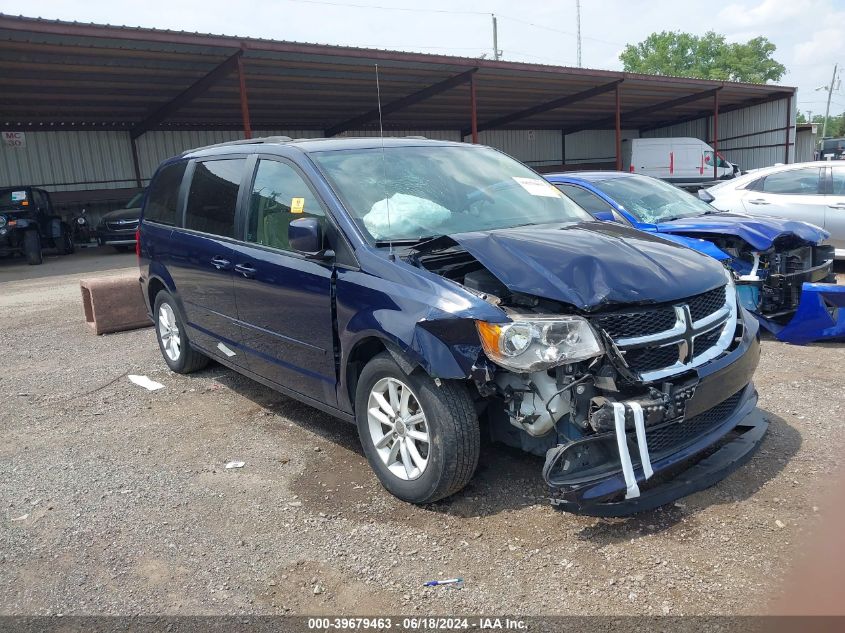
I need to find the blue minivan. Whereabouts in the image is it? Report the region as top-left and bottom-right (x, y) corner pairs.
(138, 137), (767, 515)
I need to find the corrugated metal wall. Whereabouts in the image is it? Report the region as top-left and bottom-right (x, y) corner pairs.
(563, 129), (639, 165)
(795, 127), (818, 163)
(0, 130), (136, 192)
(0, 94), (796, 194)
(642, 95), (796, 170)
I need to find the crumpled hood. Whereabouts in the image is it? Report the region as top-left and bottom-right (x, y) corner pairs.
(450, 222), (727, 311)
(655, 212), (828, 251)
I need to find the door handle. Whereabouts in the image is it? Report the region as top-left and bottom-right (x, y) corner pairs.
(748, 199), (770, 205)
(234, 263), (257, 278)
(828, 203), (845, 209)
(210, 256), (232, 270)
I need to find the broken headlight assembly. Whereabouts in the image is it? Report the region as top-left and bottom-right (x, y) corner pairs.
(476, 316), (604, 372)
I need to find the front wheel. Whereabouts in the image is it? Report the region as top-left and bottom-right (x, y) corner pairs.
(355, 353), (480, 504)
(23, 230), (42, 265)
(153, 291), (210, 374)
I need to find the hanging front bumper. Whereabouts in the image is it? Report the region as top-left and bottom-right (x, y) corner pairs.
(546, 401), (767, 517)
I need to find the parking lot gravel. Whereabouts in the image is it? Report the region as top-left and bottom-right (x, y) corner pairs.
(2, 256), (845, 616)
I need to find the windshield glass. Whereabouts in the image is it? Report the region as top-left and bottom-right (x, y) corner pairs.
(0, 189), (28, 210)
(125, 192), (144, 208)
(311, 145), (590, 242)
(594, 175), (716, 223)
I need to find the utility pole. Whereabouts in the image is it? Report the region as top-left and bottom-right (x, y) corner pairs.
(491, 14), (500, 61)
(576, 0), (582, 67)
(821, 63), (838, 139)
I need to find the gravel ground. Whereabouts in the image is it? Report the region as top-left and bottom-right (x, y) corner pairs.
(1, 258), (845, 616)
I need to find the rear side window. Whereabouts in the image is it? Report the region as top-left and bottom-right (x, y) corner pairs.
(145, 162), (187, 225)
(759, 167), (821, 195)
(185, 159), (246, 238)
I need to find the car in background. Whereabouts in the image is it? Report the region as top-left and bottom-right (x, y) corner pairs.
(546, 171), (845, 345)
(0, 186), (74, 265)
(820, 137), (845, 161)
(96, 191), (144, 252)
(138, 137), (767, 515)
(622, 137), (740, 183)
(701, 161), (845, 260)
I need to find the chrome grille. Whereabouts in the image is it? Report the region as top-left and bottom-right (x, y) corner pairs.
(592, 279), (736, 382)
(688, 285), (726, 322)
(594, 308), (676, 339)
(106, 219), (139, 231)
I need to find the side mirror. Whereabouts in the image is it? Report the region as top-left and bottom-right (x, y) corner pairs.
(593, 211), (616, 222)
(698, 190), (715, 203)
(289, 217), (330, 258)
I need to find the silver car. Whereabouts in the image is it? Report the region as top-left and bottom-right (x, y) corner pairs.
(702, 161), (845, 258)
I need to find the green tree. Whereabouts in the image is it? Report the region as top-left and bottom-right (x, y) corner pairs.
(620, 31), (786, 84)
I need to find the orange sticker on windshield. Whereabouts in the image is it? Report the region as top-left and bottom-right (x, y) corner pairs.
(291, 197), (305, 213)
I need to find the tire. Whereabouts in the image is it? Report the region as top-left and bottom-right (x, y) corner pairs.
(153, 290), (210, 374)
(23, 230), (42, 265)
(60, 225), (75, 255)
(355, 352), (480, 504)
(113, 245), (130, 253)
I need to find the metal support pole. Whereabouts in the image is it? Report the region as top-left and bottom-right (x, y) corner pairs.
(713, 91), (719, 179)
(561, 129), (566, 166)
(470, 73), (478, 144)
(236, 54), (252, 139)
(784, 95), (791, 164)
(615, 84), (622, 170)
(821, 64), (837, 139)
(492, 14), (499, 61)
(130, 136), (143, 188)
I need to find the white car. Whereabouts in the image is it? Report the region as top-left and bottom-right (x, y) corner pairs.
(702, 160), (845, 259)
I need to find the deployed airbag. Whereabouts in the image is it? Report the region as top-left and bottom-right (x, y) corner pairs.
(363, 193), (451, 240)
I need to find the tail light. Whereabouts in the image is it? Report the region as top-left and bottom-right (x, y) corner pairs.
(135, 228), (141, 258)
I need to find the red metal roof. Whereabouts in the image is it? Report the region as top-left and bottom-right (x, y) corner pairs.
(0, 13), (795, 134)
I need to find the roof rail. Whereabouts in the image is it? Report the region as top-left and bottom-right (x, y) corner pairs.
(187, 135), (294, 153)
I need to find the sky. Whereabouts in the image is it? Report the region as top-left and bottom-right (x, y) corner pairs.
(1, 0), (843, 118)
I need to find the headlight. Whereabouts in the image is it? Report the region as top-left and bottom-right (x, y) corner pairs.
(77, 217), (87, 225)
(0, 215), (6, 228)
(477, 316), (604, 372)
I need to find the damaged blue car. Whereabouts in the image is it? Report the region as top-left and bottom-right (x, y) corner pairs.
(139, 137), (766, 516)
(547, 172), (845, 345)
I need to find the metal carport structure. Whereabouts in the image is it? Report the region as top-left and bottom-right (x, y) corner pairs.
(0, 13), (796, 208)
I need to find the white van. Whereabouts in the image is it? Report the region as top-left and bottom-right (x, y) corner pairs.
(622, 137), (740, 182)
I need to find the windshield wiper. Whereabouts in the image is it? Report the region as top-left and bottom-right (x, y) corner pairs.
(374, 236), (437, 247)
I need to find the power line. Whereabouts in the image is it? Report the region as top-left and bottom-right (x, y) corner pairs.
(495, 13), (624, 46)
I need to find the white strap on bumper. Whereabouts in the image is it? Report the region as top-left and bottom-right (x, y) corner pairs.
(629, 401), (654, 480)
(612, 402), (640, 499)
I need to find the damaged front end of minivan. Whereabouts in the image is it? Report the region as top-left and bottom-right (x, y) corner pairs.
(407, 223), (767, 516)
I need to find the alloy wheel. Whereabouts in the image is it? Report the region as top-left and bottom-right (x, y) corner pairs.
(367, 377), (430, 480)
(158, 303), (181, 362)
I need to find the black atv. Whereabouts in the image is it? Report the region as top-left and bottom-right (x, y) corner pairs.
(0, 186), (74, 265)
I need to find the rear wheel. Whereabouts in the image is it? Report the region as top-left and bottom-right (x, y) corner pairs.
(23, 230), (42, 265)
(153, 291), (209, 374)
(355, 352), (480, 504)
